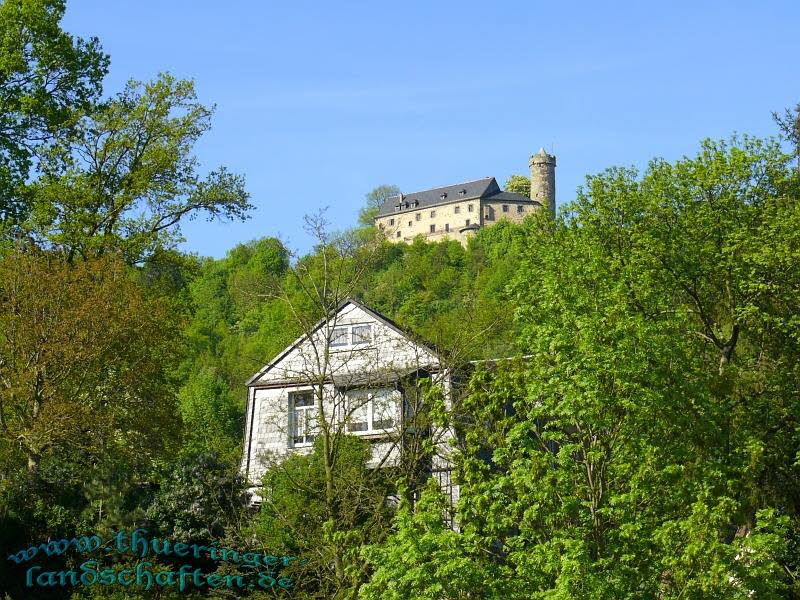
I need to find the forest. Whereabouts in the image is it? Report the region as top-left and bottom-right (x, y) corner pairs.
(1, 1), (800, 598)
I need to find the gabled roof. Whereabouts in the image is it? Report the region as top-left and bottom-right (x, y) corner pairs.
(484, 191), (541, 205)
(376, 177), (502, 217)
(245, 297), (439, 387)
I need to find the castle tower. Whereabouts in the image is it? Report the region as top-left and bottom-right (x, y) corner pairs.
(529, 148), (556, 215)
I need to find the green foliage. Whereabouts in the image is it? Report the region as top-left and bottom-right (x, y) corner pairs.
(358, 185), (400, 226)
(360, 479), (508, 599)
(0, 0), (108, 225)
(25, 73), (253, 264)
(146, 449), (245, 543)
(254, 436), (394, 598)
(504, 174), (530, 197)
(449, 134), (800, 598)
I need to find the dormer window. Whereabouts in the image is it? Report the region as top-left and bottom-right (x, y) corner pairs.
(459, 189), (466, 196)
(440, 193), (447, 200)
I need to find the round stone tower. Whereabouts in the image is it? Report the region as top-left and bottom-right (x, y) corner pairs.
(529, 148), (556, 215)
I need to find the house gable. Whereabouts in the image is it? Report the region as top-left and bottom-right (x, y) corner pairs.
(245, 298), (440, 387)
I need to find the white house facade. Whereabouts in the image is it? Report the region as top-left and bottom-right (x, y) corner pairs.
(241, 299), (458, 509)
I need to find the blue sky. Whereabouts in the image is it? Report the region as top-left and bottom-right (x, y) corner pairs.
(63, 1), (800, 258)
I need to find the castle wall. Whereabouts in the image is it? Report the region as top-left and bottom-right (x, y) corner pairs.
(482, 200), (531, 226)
(375, 198), (481, 245)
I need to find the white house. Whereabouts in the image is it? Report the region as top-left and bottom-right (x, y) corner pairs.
(241, 298), (459, 509)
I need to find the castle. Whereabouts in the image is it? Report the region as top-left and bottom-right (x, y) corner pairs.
(374, 148), (556, 245)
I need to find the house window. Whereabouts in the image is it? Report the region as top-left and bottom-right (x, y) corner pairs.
(389, 218), (395, 225)
(517, 205), (524, 213)
(396, 231), (401, 238)
(330, 324), (373, 348)
(465, 219), (470, 226)
(485, 210), (493, 221)
(415, 213), (421, 221)
(430, 210), (436, 218)
(346, 388), (397, 433)
(467, 204), (473, 212)
(445, 223), (450, 232)
(430, 224), (435, 233)
(352, 324), (372, 345)
(454, 206), (460, 214)
(408, 221), (412, 227)
(330, 327), (348, 347)
(502, 205), (509, 213)
(290, 391), (316, 445)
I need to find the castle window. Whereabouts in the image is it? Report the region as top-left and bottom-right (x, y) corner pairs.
(430, 210), (436, 218)
(430, 224), (436, 233)
(517, 205), (524, 213)
(502, 205), (509, 213)
(454, 206), (460, 214)
(467, 204), (473, 212)
(415, 213), (421, 221)
(445, 223), (450, 232)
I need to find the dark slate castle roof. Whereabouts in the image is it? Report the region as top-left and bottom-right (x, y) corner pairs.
(375, 177), (537, 218)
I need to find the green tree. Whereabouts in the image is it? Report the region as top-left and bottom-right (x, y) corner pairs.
(358, 184), (400, 225)
(146, 449), (245, 543)
(360, 479), (508, 600)
(774, 102), (800, 169)
(25, 73), (252, 264)
(255, 436), (394, 599)
(0, 250), (181, 473)
(449, 136), (800, 598)
(504, 174), (530, 196)
(0, 0), (108, 225)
